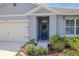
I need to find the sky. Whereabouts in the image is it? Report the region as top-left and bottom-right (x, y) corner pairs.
(40, 3), (79, 9)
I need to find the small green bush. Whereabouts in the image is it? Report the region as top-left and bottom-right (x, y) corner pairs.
(49, 34), (65, 51)
(23, 44), (36, 55)
(49, 34), (59, 44)
(49, 35), (79, 56)
(49, 35), (79, 51)
(67, 37), (79, 50)
(35, 46), (48, 56)
(64, 37), (71, 48)
(18, 44), (47, 56)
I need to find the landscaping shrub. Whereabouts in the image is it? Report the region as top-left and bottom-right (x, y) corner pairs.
(49, 35), (79, 51)
(49, 34), (65, 51)
(22, 44), (36, 56)
(67, 37), (79, 51)
(49, 34), (59, 44)
(35, 46), (48, 56)
(49, 35), (79, 56)
(64, 37), (71, 48)
(16, 44), (47, 56)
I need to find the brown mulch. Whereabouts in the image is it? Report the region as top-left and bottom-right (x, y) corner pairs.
(48, 48), (76, 56)
(48, 50), (64, 56)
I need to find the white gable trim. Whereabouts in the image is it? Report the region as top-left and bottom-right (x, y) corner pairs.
(25, 6), (61, 15)
(25, 6), (41, 15)
(28, 13), (56, 16)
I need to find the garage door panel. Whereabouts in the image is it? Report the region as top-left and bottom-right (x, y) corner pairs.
(0, 22), (28, 41)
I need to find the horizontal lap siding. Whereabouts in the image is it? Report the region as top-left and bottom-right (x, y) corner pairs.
(57, 15), (65, 37)
(49, 15), (57, 37)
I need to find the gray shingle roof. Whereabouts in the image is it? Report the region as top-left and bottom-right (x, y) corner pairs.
(51, 8), (79, 15)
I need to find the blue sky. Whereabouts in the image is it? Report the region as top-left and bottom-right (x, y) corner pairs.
(40, 3), (79, 9)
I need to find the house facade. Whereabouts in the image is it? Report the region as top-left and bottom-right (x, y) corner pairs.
(0, 3), (79, 42)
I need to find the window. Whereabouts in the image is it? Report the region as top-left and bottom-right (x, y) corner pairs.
(65, 19), (74, 35)
(65, 18), (79, 36)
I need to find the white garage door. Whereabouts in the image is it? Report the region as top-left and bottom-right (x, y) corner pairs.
(0, 20), (29, 41)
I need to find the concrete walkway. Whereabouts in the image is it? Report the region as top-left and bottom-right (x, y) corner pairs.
(37, 40), (48, 49)
(0, 41), (26, 56)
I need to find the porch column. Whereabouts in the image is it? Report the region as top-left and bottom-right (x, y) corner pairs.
(29, 16), (37, 42)
(49, 15), (57, 37)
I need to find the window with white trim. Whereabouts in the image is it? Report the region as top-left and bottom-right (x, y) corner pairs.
(65, 18), (79, 36)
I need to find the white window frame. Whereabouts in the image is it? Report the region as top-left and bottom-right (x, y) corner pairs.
(65, 18), (79, 37)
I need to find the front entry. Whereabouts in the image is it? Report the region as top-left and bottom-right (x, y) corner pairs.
(37, 16), (49, 40)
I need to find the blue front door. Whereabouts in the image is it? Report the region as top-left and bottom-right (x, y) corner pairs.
(37, 16), (49, 40)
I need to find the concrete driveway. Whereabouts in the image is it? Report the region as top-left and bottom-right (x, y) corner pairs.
(0, 41), (26, 56)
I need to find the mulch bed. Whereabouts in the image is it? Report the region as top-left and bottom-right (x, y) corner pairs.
(48, 50), (64, 56)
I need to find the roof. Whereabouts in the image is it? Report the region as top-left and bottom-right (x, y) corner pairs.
(26, 5), (79, 15)
(51, 8), (79, 15)
(0, 4), (79, 16)
(0, 3), (39, 16)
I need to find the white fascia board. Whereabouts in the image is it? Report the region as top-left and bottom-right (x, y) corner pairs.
(25, 6), (61, 16)
(25, 6), (41, 15)
(0, 20), (29, 22)
(27, 13), (58, 16)
(0, 14), (25, 17)
(43, 6), (61, 15)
